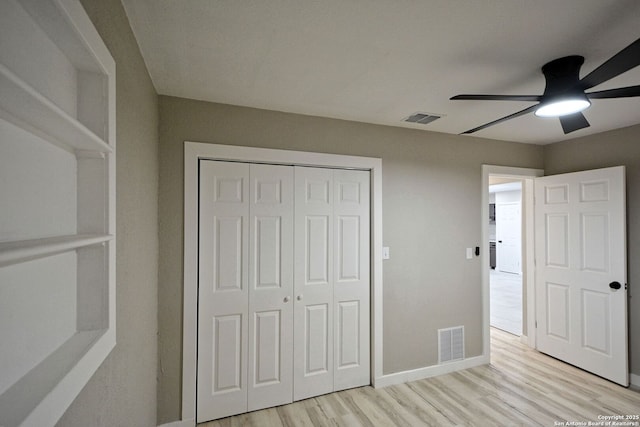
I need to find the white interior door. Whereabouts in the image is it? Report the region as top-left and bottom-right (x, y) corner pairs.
(496, 202), (521, 274)
(294, 166), (334, 400)
(247, 164), (294, 411)
(198, 162), (372, 421)
(535, 166), (628, 386)
(197, 161), (250, 422)
(333, 169), (370, 391)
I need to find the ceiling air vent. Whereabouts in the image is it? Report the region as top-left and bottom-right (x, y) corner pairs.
(403, 112), (442, 125)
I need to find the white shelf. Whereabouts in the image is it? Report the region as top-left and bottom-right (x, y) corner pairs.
(0, 234), (113, 267)
(0, 329), (106, 427)
(0, 63), (112, 154)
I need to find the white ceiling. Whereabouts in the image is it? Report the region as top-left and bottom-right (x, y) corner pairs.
(121, 0), (640, 145)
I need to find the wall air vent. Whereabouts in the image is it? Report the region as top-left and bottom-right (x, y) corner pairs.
(403, 112), (442, 125)
(438, 326), (465, 363)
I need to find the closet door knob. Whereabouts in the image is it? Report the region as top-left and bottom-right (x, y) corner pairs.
(297, 295), (303, 301)
(283, 296), (290, 303)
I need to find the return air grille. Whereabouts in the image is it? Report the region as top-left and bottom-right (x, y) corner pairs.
(404, 112), (442, 125)
(438, 326), (465, 363)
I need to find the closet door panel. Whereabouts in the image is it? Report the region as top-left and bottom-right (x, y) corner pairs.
(294, 167), (334, 401)
(333, 169), (370, 391)
(196, 162), (371, 422)
(197, 161), (249, 422)
(248, 164), (294, 411)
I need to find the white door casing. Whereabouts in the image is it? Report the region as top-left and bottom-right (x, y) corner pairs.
(535, 166), (628, 386)
(496, 202), (521, 274)
(248, 164), (295, 411)
(184, 143), (383, 423)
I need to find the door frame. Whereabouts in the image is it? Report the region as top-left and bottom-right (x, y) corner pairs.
(182, 142), (383, 423)
(481, 165), (543, 357)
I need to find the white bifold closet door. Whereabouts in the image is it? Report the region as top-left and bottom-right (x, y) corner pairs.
(293, 167), (370, 400)
(197, 161), (369, 423)
(247, 164), (295, 410)
(197, 161), (295, 422)
(197, 161), (251, 422)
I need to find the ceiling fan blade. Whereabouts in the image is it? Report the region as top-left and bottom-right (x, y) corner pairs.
(587, 85), (640, 99)
(451, 94), (541, 101)
(461, 105), (538, 134)
(559, 112), (590, 134)
(580, 37), (640, 90)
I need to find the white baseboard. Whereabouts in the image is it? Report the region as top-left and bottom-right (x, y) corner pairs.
(158, 419), (195, 427)
(631, 373), (640, 389)
(372, 354), (489, 388)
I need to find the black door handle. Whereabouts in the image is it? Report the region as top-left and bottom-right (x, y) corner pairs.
(498, 240), (503, 243)
(609, 281), (622, 290)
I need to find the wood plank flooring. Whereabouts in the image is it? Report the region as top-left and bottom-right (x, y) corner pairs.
(490, 269), (522, 336)
(199, 328), (640, 426)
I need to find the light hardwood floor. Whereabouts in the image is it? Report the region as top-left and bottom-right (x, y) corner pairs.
(200, 329), (640, 426)
(490, 270), (522, 336)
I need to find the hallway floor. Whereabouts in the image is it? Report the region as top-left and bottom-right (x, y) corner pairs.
(490, 269), (522, 336)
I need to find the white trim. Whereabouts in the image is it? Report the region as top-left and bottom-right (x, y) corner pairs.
(158, 420), (195, 427)
(374, 355), (489, 388)
(481, 165), (543, 360)
(182, 142), (383, 422)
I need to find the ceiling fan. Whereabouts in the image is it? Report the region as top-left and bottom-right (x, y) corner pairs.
(451, 37), (640, 135)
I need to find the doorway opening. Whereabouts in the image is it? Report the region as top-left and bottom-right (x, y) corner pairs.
(489, 179), (523, 336)
(481, 165), (543, 361)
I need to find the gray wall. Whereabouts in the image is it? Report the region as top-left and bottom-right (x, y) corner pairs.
(157, 96), (544, 423)
(543, 123), (640, 379)
(30, 2), (640, 425)
(57, 1), (159, 426)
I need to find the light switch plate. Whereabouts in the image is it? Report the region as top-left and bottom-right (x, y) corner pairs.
(383, 247), (390, 260)
(466, 248), (473, 259)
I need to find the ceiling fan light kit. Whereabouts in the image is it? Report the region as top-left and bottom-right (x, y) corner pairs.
(451, 37), (640, 135)
(534, 96), (591, 118)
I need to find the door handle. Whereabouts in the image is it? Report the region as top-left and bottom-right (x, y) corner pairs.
(609, 281), (622, 290)
(498, 240), (503, 243)
(297, 295), (303, 301)
(283, 296), (290, 303)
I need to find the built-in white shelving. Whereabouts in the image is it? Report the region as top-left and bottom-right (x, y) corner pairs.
(0, 234), (113, 267)
(0, 330), (104, 427)
(0, 0), (116, 426)
(0, 64), (112, 154)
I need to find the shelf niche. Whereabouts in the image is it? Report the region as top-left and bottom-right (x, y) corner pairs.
(0, 1), (116, 426)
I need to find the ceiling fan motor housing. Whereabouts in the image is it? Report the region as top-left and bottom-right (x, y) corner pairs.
(541, 55), (585, 97)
